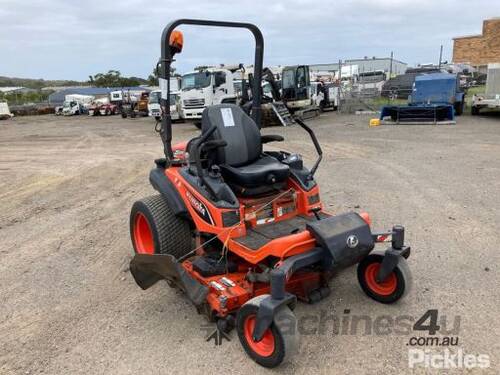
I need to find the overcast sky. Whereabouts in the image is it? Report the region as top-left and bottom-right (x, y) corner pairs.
(1, 0), (499, 80)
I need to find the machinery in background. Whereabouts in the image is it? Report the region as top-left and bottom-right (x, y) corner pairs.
(354, 70), (386, 96)
(148, 89), (181, 121)
(88, 97), (118, 116)
(471, 63), (500, 115)
(180, 65), (244, 123)
(311, 81), (341, 111)
(380, 72), (465, 124)
(61, 94), (94, 116)
(121, 91), (150, 118)
(0, 101), (14, 120)
(259, 65), (318, 126)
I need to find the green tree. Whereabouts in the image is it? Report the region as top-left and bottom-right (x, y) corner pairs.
(87, 70), (147, 87)
(147, 66), (176, 86)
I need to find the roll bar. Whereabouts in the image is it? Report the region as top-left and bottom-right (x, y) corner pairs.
(159, 19), (264, 160)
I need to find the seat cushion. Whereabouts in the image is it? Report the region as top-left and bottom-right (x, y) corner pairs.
(220, 155), (290, 188)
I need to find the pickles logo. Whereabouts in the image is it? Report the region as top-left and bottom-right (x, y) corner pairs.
(186, 190), (214, 224)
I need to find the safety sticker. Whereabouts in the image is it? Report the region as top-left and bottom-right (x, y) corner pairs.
(221, 107), (235, 127)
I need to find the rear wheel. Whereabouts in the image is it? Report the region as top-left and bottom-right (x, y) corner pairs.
(236, 295), (299, 368)
(130, 195), (192, 258)
(471, 106), (480, 116)
(357, 254), (412, 303)
(454, 100), (464, 116)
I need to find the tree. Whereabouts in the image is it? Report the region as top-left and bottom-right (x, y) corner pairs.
(88, 70), (147, 87)
(147, 66), (176, 86)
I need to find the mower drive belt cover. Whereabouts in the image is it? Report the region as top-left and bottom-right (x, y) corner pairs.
(130, 254), (208, 306)
(306, 212), (374, 269)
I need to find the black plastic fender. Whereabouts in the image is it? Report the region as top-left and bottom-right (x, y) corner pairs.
(252, 293), (296, 342)
(376, 246), (411, 283)
(149, 167), (188, 217)
(252, 248), (325, 341)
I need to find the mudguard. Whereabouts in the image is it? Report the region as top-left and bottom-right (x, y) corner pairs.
(306, 212), (374, 269)
(376, 246), (411, 283)
(130, 253), (208, 306)
(149, 167), (188, 217)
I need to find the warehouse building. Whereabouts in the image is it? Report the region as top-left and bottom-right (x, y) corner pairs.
(310, 57), (407, 77)
(453, 17), (500, 73)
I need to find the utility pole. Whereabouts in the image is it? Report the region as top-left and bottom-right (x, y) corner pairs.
(337, 59), (342, 113)
(438, 45), (443, 69)
(389, 51), (393, 78)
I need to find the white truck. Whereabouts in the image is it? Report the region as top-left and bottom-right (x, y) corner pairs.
(148, 89), (180, 121)
(0, 101), (14, 120)
(62, 94), (94, 116)
(311, 82), (341, 111)
(180, 66), (242, 121)
(471, 63), (500, 115)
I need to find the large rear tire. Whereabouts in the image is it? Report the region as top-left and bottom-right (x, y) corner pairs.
(130, 195), (192, 258)
(236, 295), (299, 368)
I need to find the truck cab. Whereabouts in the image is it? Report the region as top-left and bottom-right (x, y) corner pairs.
(148, 90), (180, 121)
(180, 68), (239, 120)
(62, 100), (81, 116)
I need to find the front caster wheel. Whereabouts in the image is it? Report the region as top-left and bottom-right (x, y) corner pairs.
(236, 295), (299, 368)
(357, 254), (412, 304)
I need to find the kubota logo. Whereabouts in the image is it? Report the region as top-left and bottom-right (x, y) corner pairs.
(346, 235), (359, 248)
(186, 190), (213, 224)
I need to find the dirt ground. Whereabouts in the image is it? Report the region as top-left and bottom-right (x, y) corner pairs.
(0, 111), (499, 374)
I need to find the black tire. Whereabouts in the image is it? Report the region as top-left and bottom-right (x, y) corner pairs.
(129, 195), (192, 258)
(193, 121), (202, 129)
(357, 254), (412, 304)
(121, 112), (127, 118)
(236, 295), (299, 368)
(455, 100), (464, 116)
(471, 106), (479, 116)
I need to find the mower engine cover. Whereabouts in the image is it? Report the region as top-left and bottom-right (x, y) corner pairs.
(306, 212), (374, 268)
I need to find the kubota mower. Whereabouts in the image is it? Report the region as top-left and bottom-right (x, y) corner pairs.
(129, 19), (413, 368)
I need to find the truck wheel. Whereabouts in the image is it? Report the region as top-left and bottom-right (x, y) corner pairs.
(130, 195), (192, 259)
(236, 295), (299, 368)
(455, 101), (464, 116)
(471, 106), (479, 116)
(357, 254), (412, 304)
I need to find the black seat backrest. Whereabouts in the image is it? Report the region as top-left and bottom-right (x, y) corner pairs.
(201, 104), (262, 167)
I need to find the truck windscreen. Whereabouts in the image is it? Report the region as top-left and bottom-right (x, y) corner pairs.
(181, 72), (211, 90)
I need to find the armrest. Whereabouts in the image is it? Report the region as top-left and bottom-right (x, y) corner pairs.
(261, 134), (284, 144)
(202, 139), (227, 151)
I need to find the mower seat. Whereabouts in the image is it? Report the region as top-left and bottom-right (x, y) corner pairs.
(201, 104), (289, 192)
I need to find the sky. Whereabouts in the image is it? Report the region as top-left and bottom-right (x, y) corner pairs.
(1, 0), (499, 81)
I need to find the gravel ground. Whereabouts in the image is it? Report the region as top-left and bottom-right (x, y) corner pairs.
(0, 112), (499, 374)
